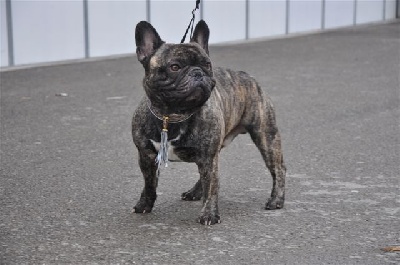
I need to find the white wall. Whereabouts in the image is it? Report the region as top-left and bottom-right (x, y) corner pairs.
(150, 0), (195, 43)
(11, 0), (85, 65)
(356, 0), (385, 24)
(385, 0), (397, 19)
(289, 0), (323, 33)
(203, 0), (247, 44)
(325, 0), (355, 29)
(249, 0), (286, 38)
(88, 1), (146, 57)
(1, 0), (398, 67)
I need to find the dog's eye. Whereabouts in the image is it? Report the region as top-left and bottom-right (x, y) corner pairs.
(170, 64), (181, 72)
(205, 62), (211, 70)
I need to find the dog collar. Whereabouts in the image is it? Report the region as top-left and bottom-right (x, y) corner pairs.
(147, 102), (195, 123)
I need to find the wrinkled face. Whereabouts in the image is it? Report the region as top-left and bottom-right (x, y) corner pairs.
(144, 43), (216, 113)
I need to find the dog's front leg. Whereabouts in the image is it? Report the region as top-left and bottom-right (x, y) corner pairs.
(197, 156), (221, 225)
(133, 151), (158, 213)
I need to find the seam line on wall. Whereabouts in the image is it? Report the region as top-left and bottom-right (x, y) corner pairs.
(285, 0), (290, 34)
(354, 0), (358, 25)
(383, 0), (386, 20)
(6, 0), (14, 66)
(83, 0), (90, 58)
(147, 0), (151, 22)
(321, 0), (326, 29)
(245, 0), (249, 39)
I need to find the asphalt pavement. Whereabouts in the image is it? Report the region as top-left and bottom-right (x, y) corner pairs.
(1, 21), (399, 264)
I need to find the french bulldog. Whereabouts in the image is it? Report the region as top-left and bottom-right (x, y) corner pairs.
(131, 20), (286, 225)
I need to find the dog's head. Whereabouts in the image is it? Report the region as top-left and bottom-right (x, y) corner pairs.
(135, 20), (216, 114)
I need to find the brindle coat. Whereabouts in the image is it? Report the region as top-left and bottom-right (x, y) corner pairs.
(132, 20), (286, 225)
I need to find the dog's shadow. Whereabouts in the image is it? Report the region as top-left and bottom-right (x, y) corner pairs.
(129, 192), (270, 226)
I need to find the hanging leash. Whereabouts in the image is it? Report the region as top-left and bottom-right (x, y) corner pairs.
(180, 0), (201, 43)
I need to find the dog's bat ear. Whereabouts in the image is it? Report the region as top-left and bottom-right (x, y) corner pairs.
(135, 21), (164, 65)
(190, 20), (210, 55)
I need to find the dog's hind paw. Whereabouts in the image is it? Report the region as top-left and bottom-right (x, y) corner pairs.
(181, 188), (202, 201)
(181, 191), (202, 201)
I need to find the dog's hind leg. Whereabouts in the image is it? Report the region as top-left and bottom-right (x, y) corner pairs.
(246, 99), (286, 210)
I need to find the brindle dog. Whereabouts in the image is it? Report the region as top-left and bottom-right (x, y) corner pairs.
(132, 20), (286, 225)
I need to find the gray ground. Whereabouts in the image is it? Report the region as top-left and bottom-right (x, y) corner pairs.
(1, 21), (399, 265)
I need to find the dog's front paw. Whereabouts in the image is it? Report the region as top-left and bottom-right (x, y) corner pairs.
(265, 196), (284, 210)
(198, 213), (221, 225)
(132, 197), (155, 214)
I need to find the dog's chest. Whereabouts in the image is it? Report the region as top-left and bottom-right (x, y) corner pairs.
(150, 138), (182, 162)
(150, 132), (197, 162)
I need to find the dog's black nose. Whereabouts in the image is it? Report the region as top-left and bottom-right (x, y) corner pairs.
(189, 68), (204, 80)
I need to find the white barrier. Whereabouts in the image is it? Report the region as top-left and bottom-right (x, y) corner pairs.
(0, 0), (398, 67)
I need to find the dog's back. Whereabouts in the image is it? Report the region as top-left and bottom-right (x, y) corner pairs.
(207, 67), (277, 148)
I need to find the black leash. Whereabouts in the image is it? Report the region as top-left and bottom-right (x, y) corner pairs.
(180, 0), (201, 43)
